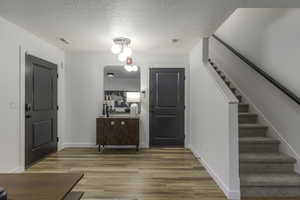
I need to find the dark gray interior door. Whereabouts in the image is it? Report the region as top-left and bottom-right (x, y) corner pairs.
(25, 55), (58, 168)
(150, 68), (185, 146)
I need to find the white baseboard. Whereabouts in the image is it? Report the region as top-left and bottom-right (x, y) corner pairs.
(189, 145), (240, 200)
(8, 166), (24, 173)
(61, 143), (97, 148)
(218, 68), (300, 174)
(140, 143), (148, 148)
(61, 143), (149, 149)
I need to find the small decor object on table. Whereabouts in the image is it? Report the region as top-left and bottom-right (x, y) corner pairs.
(102, 103), (106, 116)
(126, 92), (141, 117)
(0, 187), (7, 200)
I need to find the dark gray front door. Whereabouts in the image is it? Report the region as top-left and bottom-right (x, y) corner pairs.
(25, 55), (58, 168)
(149, 68), (185, 146)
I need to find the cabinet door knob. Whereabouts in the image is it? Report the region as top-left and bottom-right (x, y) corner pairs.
(121, 121), (125, 125)
(110, 121), (115, 125)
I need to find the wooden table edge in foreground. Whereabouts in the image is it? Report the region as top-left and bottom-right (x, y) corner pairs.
(0, 173), (84, 200)
(61, 173), (84, 200)
(64, 191), (84, 200)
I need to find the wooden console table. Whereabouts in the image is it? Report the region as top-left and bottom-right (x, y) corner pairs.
(0, 173), (84, 200)
(97, 116), (140, 151)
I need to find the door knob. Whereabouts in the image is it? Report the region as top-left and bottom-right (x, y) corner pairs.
(25, 103), (32, 112)
(121, 121), (125, 125)
(110, 121), (115, 126)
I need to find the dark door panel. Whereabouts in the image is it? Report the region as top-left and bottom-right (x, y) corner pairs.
(33, 65), (54, 110)
(32, 119), (53, 148)
(150, 68), (185, 146)
(25, 55), (58, 168)
(156, 72), (180, 107)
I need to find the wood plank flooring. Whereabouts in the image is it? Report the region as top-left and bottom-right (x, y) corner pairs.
(27, 148), (300, 200)
(27, 148), (227, 200)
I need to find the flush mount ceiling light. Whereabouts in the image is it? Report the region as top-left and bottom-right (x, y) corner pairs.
(111, 37), (132, 61)
(171, 38), (180, 43)
(59, 37), (69, 45)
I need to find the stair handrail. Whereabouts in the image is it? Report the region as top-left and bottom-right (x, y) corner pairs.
(212, 34), (300, 105)
(206, 60), (239, 104)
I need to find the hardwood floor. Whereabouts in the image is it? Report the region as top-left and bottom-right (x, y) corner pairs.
(27, 148), (227, 200)
(244, 198), (300, 200)
(27, 148), (300, 200)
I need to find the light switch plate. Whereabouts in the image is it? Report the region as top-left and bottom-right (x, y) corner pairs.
(9, 102), (17, 109)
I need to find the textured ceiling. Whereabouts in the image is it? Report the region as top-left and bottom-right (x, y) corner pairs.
(0, 0), (299, 53)
(0, 0), (237, 53)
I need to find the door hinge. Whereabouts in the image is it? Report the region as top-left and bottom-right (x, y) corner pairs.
(57, 137), (59, 142)
(57, 105), (59, 110)
(57, 74), (59, 78)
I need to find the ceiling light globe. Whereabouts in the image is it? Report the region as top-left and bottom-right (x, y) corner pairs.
(123, 47), (132, 57)
(124, 65), (133, 72)
(111, 44), (121, 54)
(118, 53), (127, 62)
(132, 65), (138, 71)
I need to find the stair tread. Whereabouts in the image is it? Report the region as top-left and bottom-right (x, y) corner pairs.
(239, 113), (258, 117)
(240, 153), (296, 163)
(241, 173), (300, 186)
(239, 137), (280, 144)
(239, 124), (268, 128)
(210, 61), (300, 194)
(238, 103), (249, 112)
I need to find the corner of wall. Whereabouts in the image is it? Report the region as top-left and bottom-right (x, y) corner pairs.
(189, 145), (240, 200)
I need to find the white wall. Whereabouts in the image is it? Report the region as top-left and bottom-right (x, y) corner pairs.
(216, 8), (300, 97)
(189, 39), (240, 199)
(0, 16), (65, 172)
(104, 77), (140, 91)
(212, 8), (300, 173)
(64, 52), (189, 148)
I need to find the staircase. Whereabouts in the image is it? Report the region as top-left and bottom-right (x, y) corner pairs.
(209, 60), (300, 198)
